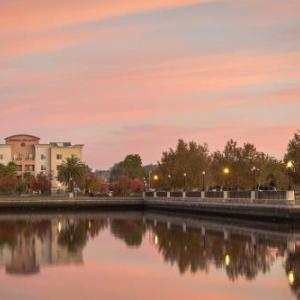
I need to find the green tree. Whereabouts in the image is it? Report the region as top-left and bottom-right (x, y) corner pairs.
(158, 139), (210, 190)
(210, 140), (288, 190)
(284, 130), (300, 186)
(57, 157), (85, 192)
(110, 154), (145, 181)
(0, 162), (17, 178)
(122, 154), (144, 179)
(0, 162), (18, 194)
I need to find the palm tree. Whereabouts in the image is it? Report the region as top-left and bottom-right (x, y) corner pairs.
(57, 157), (85, 193)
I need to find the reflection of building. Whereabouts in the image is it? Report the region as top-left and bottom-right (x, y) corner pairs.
(0, 220), (83, 276)
(6, 235), (40, 275)
(0, 134), (83, 191)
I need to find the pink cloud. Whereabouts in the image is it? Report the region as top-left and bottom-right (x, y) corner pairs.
(0, 0), (215, 35)
(1, 1), (299, 168)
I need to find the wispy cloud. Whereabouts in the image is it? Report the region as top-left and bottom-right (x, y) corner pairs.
(0, 0), (299, 168)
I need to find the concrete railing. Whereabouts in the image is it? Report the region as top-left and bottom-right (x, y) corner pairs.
(144, 190), (295, 205)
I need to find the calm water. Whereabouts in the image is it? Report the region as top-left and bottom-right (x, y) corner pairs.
(0, 211), (298, 300)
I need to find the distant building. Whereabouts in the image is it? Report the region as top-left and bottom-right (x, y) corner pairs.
(95, 169), (110, 181)
(0, 134), (83, 192)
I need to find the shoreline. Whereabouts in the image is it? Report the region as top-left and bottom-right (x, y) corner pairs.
(0, 196), (300, 220)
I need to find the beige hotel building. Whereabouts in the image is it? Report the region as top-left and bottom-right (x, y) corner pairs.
(0, 134), (83, 191)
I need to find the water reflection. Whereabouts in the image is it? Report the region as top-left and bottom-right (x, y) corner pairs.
(0, 212), (299, 298)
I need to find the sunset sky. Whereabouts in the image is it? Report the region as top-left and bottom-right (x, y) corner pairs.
(1, 0), (300, 169)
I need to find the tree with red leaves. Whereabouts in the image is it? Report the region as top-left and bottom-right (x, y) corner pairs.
(30, 173), (51, 194)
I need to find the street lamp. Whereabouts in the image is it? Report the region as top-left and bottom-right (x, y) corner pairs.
(286, 160), (294, 190)
(183, 172), (187, 191)
(202, 171), (206, 191)
(223, 167), (230, 175)
(223, 168), (230, 190)
(251, 166), (260, 190)
(153, 174), (159, 181)
(70, 176), (73, 190)
(168, 174), (171, 190)
(148, 170), (152, 191)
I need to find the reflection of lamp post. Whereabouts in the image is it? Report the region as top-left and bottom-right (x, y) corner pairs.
(225, 254), (230, 267)
(202, 171), (206, 191)
(288, 270), (295, 286)
(183, 172), (187, 191)
(223, 168), (230, 190)
(286, 160), (294, 190)
(58, 221), (62, 233)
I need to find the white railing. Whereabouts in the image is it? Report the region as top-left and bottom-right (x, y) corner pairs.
(144, 190), (295, 205)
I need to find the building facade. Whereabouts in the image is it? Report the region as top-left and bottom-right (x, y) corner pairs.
(49, 142), (83, 191)
(5, 135), (39, 177)
(0, 134), (83, 191)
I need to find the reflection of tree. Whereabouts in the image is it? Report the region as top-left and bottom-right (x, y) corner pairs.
(58, 219), (107, 253)
(0, 220), (51, 247)
(110, 219), (145, 247)
(151, 223), (285, 281)
(223, 237), (282, 281)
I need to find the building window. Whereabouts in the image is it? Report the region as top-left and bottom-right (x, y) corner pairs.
(14, 153), (22, 161)
(0, 154), (3, 160)
(57, 154), (62, 160)
(41, 154), (46, 160)
(26, 153), (33, 160)
(41, 165), (47, 171)
(17, 165), (22, 172)
(25, 165), (35, 172)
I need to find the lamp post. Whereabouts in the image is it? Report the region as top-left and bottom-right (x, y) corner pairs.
(251, 166), (260, 200)
(202, 171), (206, 191)
(168, 174), (171, 191)
(286, 160), (294, 190)
(223, 167), (230, 191)
(70, 177), (73, 191)
(251, 166), (260, 190)
(69, 177), (74, 198)
(148, 170), (152, 191)
(183, 172), (187, 191)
